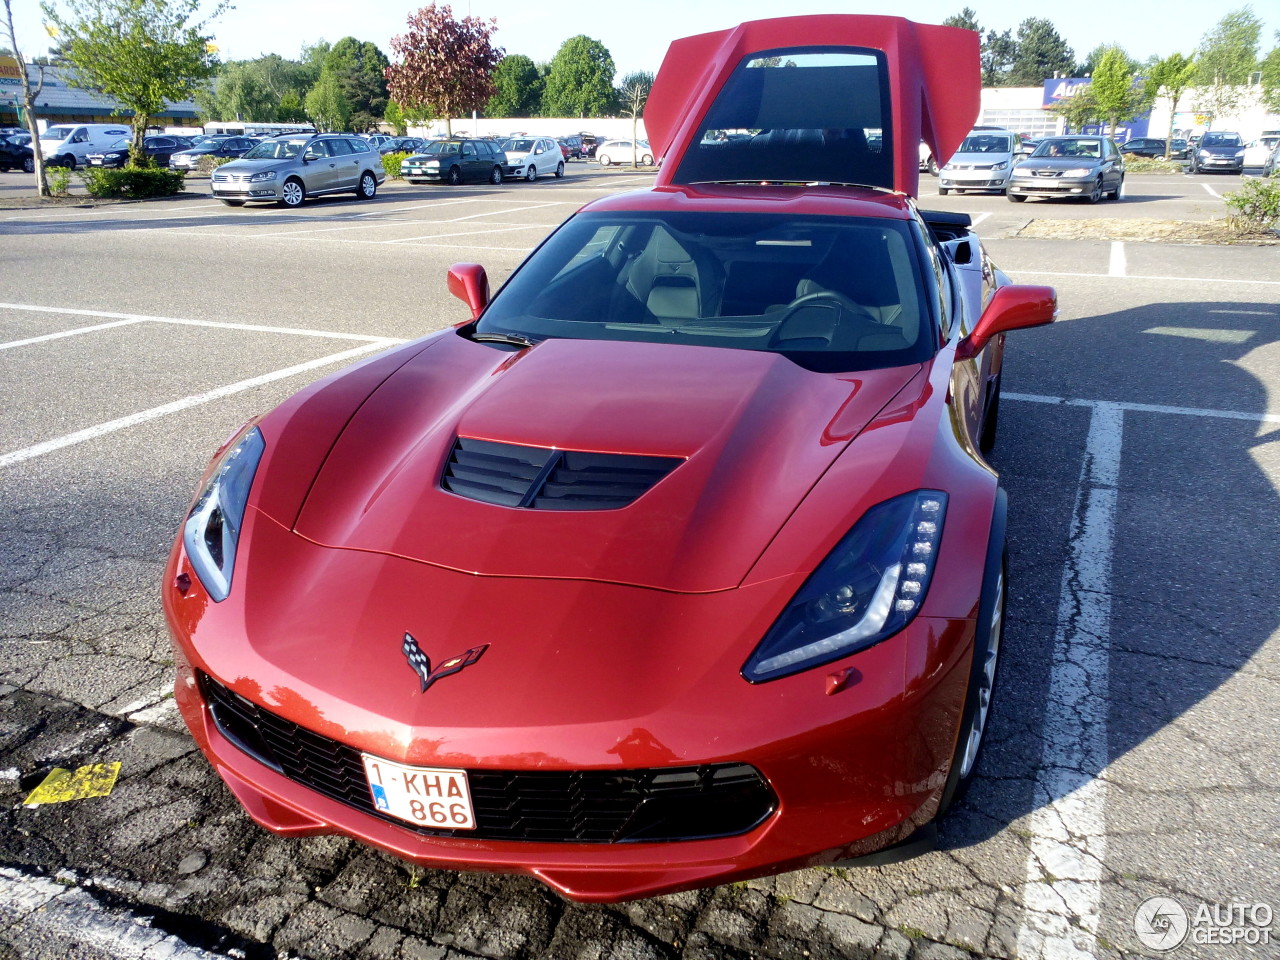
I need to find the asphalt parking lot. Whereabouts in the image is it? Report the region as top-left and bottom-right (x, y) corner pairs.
(1, 164), (1278, 960)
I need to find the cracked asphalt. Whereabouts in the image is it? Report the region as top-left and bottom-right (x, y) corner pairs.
(1, 168), (1277, 959)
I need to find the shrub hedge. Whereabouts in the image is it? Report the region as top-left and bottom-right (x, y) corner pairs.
(81, 167), (187, 199)
(382, 151), (412, 180)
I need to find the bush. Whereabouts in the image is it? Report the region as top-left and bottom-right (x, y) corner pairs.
(1122, 156), (1184, 173)
(81, 167), (186, 199)
(1223, 175), (1280, 232)
(382, 151), (412, 180)
(195, 154), (234, 176)
(46, 165), (72, 196)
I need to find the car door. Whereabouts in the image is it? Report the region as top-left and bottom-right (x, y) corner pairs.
(301, 139), (337, 193)
(326, 137), (359, 190)
(460, 141), (481, 181)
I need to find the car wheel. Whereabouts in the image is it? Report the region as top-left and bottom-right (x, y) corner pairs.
(1007, 192), (1026, 202)
(598, 154), (611, 167)
(525, 165), (537, 182)
(927, 157), (938, 176)
(1086, 178), (1103, 203)
(447, 165), (462, 185)
(221, 199), (245, 207)
(279, 178), (306, 208)
(641, 154), (653, 165)
(938, 187), (949, 196)
(22, 157), (35, 174)
(555, 161), (564, 178)
(1108, 175), (1124, 201)
(937, 505), (1007, 816)
(62, 154), (77, 170)
(357, 171), (377, 200)
(489, 166), (503, 185)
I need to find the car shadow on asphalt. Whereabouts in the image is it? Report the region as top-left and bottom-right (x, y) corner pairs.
(940, 298), (1280, 851)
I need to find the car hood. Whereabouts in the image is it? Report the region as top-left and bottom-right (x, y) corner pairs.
(1198, 144), (1243, 156)
(217, 157), (290, 173)
(1014, 157), (1102, 172)
(290, 333), (921, 594)
(947, 151), (1013, 165)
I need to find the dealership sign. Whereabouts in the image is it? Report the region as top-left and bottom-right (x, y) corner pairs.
(0, 55), (22, 86)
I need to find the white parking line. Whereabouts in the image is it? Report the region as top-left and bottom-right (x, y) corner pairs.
(0, 341), (392, 469)
(1007, 392), (1280, 424)
(0, 317), (144, 352)
(1010, 269), (1280, 287)
(1202, 183), (1220, 198)
(1107, 241), (1126, 277)
(1015, 401), (1121, 960)
(383, 223), (550, 244)
(0, 303), (397, 343)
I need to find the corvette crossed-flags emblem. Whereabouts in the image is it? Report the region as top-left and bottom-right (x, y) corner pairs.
(402, 633), (489, 694)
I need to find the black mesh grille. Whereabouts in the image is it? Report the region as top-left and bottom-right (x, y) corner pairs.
(200, 672), (776, 843)
(441, 438), (681, 510)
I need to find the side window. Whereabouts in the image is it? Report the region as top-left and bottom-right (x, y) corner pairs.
(304, 141), (329, 160)
(328, 139), (353, 155)
(350, 138), (370, 153)
(463, 142), (477, 158)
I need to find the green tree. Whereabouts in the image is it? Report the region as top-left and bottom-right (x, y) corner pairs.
(1088, 46), (1151, 136)
(1049, 84), (1102, 131)
(386, 4), (501, 136)
(1194, 8), (1263, 127)
(277, 89), (306, 122)
(196, 60), (274, 122)
(1146, 52), (1199, 156)
(305, 70), (350, 130)
(326, 37), (389, 131)
(942, 8), (981, 32)
(542, 35), (615, 118)
(40, 0), (227, 167)
(1261, 37), (1280, 114)
(616, 71), (652, 167)
(2, 0), (52, 195)
(1008, 18), (1075, 86)
(384, 98), (407, 135)
(980, 28), (1018, 86)
(486, 53), (541, 117)
(1077, 43), (1138, 78)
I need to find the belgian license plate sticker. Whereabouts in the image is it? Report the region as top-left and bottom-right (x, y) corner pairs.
(361, 754), (475, 830)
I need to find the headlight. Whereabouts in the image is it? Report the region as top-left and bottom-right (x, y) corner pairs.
(425, 160), (440, 167)
(1060, 168), (1091, 178)
(248, 170), (276, 182)
(1235, 149), (1246, 158)
(182, 426), (265, 602)
(742, 491), (948, 683)
(942, 162), (955, 171)
(1199, 149), (1212, 158)
(105, 152), (122, 159)
(992, 160), (1009, 171)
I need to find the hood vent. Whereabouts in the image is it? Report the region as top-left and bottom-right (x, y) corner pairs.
(442, 438), (682, 511)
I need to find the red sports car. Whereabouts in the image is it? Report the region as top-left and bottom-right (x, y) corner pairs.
(164, 15), (1056, 903)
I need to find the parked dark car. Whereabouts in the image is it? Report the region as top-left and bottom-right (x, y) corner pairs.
(1119, 137), (1170, 159)
(400, 138), (507, 184)
(1006, 134), (1125, 203)
(1188, 132), (1245, 174)
(0, 133), (34, 173)
(580, 134), (598, 159)
(380, 137), (426, 155)
(558, 134), (584, 159)
(169, 137), (259, 173)
(87, 135), (188, 169)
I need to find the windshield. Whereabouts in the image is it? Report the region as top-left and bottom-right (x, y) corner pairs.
(423, 141), (461, 157)
(957, 133), (1014, 154)
(1201, 133), (1242, 147)
(476, 210), (934, 373)
(672, 48), (893, 189)
(107, 138), (129, 149)
(41, 126), (77, 140)
(242, 138), (307, 160)
(1031, 138), (1102, 159)
(504, 139), (535, 153)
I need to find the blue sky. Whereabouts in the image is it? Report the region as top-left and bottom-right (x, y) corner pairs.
(16, 1), (1277, 80)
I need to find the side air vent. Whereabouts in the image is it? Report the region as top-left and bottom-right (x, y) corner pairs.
(442, 438), (681, 511)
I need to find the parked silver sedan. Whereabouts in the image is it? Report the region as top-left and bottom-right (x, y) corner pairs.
(1006, 135), (1125, 203)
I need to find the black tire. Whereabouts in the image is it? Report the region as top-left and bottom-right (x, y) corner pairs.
(554, 161), (564, 178)
(356, 171), (377, 200)
(1008, 192), (1026, 202)
(598, 154), (611, 167)
(641, 154), (653, 165)
(1107, 176), (1123, 201)
(279, 177), (306, 208)
(22, 157), (34, 174)
(1086, 177), (1103, 203)
(62, 154), (77, 171)
(525, 165), (536, 182)
(936, 492), (1007, 816)
(979, 371), (1002, 454)
(488, 165), (502, 185)
(447, 165), (462, 185)
(220, 199), (245, 207)
(927, 157), (938, 176)
(938, 187), (949, 196)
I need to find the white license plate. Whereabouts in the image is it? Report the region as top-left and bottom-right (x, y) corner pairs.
(361, 754), (475, 830)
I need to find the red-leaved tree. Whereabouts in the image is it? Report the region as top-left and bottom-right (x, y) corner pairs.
(386, 4), (503, 136)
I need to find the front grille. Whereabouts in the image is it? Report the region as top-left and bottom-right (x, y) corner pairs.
(441, 438), (682, 511)
(200, 672), (776, 843)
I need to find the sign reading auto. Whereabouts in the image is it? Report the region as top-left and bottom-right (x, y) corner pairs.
(0, 56), (22, 85)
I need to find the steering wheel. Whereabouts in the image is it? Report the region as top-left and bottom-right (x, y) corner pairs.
(775, 290), (878, 324)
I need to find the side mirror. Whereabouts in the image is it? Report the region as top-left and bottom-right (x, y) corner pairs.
(448, 263), (490, 320)
(956, 285), (1056, 361)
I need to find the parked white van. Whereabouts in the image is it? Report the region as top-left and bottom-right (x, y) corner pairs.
(39, 123), (132, 169)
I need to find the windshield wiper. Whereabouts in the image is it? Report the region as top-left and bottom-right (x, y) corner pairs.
(470, 331), (540, 348)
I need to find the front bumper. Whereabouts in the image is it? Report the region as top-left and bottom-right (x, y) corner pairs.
(402, 166), (444, 181)
(163, 514), (977, 902)
(1007, 174), (1095, 198)
(939, 170), (1009, 190)
(1195, 156), (1243, 172)
(211, 179), (283, 201)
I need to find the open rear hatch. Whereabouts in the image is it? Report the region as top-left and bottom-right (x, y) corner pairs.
(647, 15), (980, 198)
